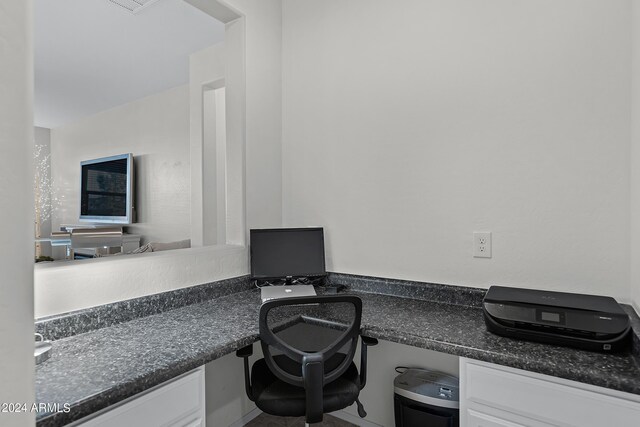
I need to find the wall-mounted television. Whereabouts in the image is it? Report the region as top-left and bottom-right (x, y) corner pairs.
(79, 153), (135, 225)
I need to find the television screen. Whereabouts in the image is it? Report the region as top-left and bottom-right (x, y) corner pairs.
(250, 227), (326, 280)
(80, 153), (134, 224)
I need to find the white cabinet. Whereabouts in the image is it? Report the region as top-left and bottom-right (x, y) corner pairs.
(460, 358), (640, 427)
(74, 367), (205, 427)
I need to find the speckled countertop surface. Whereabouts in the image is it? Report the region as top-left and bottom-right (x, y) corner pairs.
(36, 287), (640, 426)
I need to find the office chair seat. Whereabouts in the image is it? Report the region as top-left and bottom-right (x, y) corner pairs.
(250, 354), (361, 417)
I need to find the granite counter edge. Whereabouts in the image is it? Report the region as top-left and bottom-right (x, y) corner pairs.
(35, 334), (259, 427)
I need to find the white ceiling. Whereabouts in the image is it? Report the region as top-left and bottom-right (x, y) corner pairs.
(34, 0), (225, 129)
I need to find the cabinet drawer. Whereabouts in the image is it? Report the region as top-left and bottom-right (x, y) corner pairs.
(178, 416), (204, 427)
(77, 368), (204, 427)
(466, 409), (525, 427)
(464, 361), (640, 427)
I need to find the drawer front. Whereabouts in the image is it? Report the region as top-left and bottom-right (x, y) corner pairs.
(78, 368), (205, 427)
(466, 409), (525, 427)
(177, 417), (204, 427)
(464, 361), (640, 427)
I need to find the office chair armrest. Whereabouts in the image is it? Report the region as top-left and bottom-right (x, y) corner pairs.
(359, 336), (378, 390)
(236, 344), (254, 401)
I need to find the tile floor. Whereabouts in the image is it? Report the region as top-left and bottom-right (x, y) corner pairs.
(244, 412), (357, 427)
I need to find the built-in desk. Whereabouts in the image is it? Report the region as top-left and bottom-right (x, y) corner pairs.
(34, 275), (640, 426)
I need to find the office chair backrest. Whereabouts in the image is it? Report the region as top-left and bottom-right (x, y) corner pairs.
(258, 294), (362, 388)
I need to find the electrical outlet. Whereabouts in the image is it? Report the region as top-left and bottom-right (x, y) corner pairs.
(473, 232), (492, 258)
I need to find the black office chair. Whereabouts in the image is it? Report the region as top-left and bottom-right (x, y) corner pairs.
(236, 294), (378, 425)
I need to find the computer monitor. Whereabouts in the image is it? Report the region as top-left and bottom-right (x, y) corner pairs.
(250, 227), (326, 281)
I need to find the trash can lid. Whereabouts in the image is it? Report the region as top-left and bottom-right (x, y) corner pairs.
(394, 369), (459, 409)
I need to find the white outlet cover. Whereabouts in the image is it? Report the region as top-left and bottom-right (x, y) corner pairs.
(473, 232), (492, 258)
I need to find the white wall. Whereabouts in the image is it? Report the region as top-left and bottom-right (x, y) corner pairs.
(0, 0), (35, 425)
(189, 43), (242, 247)
(229, 0), (283, 230)
(190, 43), (225, 247)
(189, 0), (285, 237)
(203, 87), (228, 245)
(50, 85), (191, 247)
(282, 0), (632, 299)
(633, 0), (640, 313)
(34, 245), (246, 318)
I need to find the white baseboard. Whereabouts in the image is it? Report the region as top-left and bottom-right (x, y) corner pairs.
(330, 409), (385, 427)
(228, 407), (262, 427)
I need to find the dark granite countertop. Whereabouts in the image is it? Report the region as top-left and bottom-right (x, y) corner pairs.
(35, 284), (640, 426)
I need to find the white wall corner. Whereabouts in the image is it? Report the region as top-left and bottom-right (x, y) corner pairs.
(190, 42), (226, 247)
(631, 0), (640, 310)
(232, 0), (284, 230)
(0, 0), (36, 424)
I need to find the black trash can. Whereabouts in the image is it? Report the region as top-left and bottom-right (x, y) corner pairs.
(393, 368), (459, 427)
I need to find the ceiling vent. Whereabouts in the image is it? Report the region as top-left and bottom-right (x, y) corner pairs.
(107, 0), (162, 14)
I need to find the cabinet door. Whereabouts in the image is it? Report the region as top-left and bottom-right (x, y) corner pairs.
(77, 367), (205, 427)
(461, 358), (640, 427)
(466, 409), (526, 427)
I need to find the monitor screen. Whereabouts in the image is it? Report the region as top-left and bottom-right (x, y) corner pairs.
(80, 153), (133, 224)
(250, 228), (326, 279)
